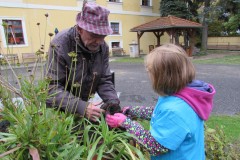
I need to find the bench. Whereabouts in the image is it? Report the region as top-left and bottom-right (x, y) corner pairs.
(22, 53), (38, 64)
(2, 54), (19, 64)
(112, 48), (125, 56)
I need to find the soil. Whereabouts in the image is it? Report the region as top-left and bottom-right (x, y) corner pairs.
(0, 120), (10, 132)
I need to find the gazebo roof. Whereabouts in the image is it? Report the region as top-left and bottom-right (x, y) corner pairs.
(130, 15), (202, 32)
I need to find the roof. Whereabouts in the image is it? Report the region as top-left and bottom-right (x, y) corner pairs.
(130, 15), (202, 32)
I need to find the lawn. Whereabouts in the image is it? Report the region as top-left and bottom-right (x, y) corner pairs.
(206, 114), (240, 141)
(192, 55), (240, 64)
(139, 115), (240, 142)
(112, 56), (145, 63)
(112, 53), (240, 144)
(112, 52), (240, 65)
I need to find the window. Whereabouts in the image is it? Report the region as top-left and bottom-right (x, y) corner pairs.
(109, 21), (122, 36)
(108, 0), (122, 2)
(0, 18), (28, 47)
(107, 0), (123, 11)
(110, 22), (120, 35)
(141, 0), (151, 6)
(110, 41), (123, 56)
(109, 41), (122, 49)
(111, 42), (120, 48)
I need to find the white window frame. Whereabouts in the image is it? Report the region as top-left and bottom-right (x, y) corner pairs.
(109, 21), (122, 36)
(0, 17), (28, 48)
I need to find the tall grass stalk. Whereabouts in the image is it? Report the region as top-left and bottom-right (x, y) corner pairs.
(0, 13), (144, 159)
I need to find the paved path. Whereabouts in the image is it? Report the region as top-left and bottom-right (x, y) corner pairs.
(110, 62), (240, 115)
(1, 61), (239, 115)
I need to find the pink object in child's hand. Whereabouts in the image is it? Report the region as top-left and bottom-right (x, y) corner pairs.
(106, 113), (127, 128)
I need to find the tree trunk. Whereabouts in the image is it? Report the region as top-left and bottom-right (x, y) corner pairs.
(201, 0), (210, 52)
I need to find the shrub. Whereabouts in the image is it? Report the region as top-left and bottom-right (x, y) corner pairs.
(205, 125), (240, 160)
(0, 13), (144, 160)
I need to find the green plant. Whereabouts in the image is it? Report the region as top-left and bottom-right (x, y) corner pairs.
(193, 54), (240, 64)
(112, 57), (144, 63)
(0, 13), (145, 160)
(136, 118), (240, 159)
(0, 78), (84, 160)
(79, 116), (145, 159)
(206, 115), (240, 141)
(0, 72), (144, 159)
(205, 124), (240, 159)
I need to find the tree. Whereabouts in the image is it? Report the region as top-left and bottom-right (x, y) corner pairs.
(159, 0), (206, 49)
(224, 14), (240, 35)
(159, 0), (226, 51)
(160, 0), (192, 19)
(201, 0), (210, 52)
(218, 0), (240, 35)
(206, 0), (240, 36)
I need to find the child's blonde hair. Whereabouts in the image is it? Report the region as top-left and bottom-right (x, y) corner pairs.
(145, 43), (195, 96)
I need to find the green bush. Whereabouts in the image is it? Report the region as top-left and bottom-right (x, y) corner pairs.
(138, 120), (240, 159)
(0, 13), (144, 159)
(0, 78), (144, 159)
(205, 125), (240, 160)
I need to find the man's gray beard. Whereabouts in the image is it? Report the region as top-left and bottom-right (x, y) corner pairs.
(87, 46), (100, 53)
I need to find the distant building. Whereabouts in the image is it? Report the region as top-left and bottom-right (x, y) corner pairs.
(0, 0), (163, 62)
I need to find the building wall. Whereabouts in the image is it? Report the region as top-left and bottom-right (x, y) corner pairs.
(0, 0), (163, 62)
(152, 0), (160, 14)
(77, 0), (164, 55)
(208, 37), (240, 46)
(23, 0), (77, 6)
(207, 37), (240, 50)
(122, 0), (140, 12)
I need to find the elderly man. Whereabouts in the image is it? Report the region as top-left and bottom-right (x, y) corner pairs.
(45, 2), (120, 122)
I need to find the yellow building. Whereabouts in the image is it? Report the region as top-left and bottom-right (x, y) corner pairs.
(0, 0), (163, 62)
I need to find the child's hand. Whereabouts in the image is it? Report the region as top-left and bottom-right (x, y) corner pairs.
(122, 106), (130, 114)
(122, 106), (135, 118)
(106, 113), (127, 128)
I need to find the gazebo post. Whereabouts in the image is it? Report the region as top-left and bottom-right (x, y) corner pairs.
(166, 30), (174, 43)
(153, 31), (164, 47)
(137, 31), (144, 55)
(187, 29), (196, 57)
(175, 29), (180, 45)
(130, 16), (202, 57)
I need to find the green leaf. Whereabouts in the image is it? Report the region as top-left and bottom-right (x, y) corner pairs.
(87, 136), (102, 160)
(117, 138), (136, 160)
(96, 143), (105, 160)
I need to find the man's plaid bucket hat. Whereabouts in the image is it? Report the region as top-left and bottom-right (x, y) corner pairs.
(76, 2), (113, 35)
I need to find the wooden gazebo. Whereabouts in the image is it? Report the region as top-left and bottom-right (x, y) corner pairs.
(130, 15), (202, 56)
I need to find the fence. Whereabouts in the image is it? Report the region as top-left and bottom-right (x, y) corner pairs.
(207, 37), (240, 50)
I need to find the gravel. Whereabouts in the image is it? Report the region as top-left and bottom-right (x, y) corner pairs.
(1, 61), (239, 115)
(110, 62), (240, 115)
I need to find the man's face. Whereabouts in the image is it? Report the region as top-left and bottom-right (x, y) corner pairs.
(78, 27), (106, 52)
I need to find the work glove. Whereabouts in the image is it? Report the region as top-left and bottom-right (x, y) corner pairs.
(100, 99), (121, 115)
(106, 113), (127, 128)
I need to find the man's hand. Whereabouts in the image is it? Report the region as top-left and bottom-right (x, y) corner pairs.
(85, 103), (105, 122)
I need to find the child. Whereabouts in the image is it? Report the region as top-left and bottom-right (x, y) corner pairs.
(106, 43), (216, 160)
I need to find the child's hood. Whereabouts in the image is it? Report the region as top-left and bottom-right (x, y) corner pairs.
(174, 80), (216, 120)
